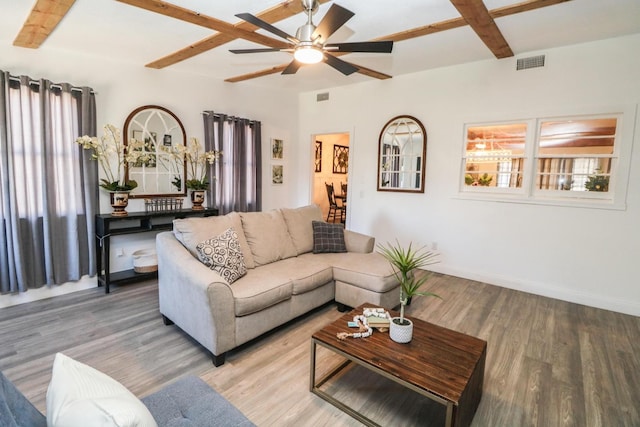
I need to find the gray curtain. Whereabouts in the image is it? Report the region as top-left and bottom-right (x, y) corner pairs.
(0, 71), (97, 293)
(203, 111), (261, 214)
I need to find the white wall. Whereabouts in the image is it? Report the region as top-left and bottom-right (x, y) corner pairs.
(296, 34), (640, 316)
(0, 43), (299, 301)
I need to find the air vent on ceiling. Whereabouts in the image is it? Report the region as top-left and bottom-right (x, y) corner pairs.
(516, 55), (545, 70)
(316, 92), (329, 102)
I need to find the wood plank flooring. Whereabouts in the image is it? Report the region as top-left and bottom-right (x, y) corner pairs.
(0, 274), (638, 426)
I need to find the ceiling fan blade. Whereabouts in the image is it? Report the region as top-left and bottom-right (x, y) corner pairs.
(230, 48), (284, 54)
(312, 4), (354, 44)
(235, 13), (297, 43)
(323, 53), (358, 76)
(325, 41), (393, 53)
(282, 60), (302, 75)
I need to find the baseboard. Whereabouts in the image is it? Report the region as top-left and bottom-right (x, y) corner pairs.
(0, 275), (96, 309)
(429, 265), (640, 317)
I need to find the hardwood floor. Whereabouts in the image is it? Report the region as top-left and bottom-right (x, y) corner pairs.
(1, 274), (638, 426)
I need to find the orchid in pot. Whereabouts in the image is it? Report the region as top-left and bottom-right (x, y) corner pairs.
(161, 137), (221, 209)
(77, 124), (146, 216)
(76, 124), (141, 192)
(377, 240), (440, 343)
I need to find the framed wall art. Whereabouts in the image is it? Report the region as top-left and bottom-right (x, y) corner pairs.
(333, 144), (349, 174)
(315, 140), (322, 172)
(272, 164), (283, 185)
(271, 138), (284, 160)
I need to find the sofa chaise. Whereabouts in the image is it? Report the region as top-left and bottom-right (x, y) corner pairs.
(156, 204), (400, 366)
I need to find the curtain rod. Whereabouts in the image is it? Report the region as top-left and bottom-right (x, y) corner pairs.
(202, 111), (259, 125)
(6, 74), (96, 94)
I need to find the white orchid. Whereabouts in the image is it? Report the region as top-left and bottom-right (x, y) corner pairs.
(76, 124), (138, 191)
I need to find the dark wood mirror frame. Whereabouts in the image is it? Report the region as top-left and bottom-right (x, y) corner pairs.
(377, 115), (427, 193)
(124, 105), (187, 198)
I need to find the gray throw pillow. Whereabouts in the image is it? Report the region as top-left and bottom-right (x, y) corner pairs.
(196, 227), (247, 283)
(312, 221), (347, 253)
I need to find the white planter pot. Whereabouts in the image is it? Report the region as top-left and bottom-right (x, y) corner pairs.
(389, 317), (413, 343)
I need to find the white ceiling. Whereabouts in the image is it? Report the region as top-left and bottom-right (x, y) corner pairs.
(2, 0), (640, 93)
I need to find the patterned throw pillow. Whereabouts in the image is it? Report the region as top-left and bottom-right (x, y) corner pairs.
(312, 220), (347, 254)
(196, 227), (247, 284)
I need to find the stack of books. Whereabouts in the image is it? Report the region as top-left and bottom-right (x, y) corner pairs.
(364, 307), (390, 328)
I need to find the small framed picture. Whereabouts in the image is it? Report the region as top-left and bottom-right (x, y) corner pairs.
(315, 141), (322, 172)
(271, 138), (284, 160)
(272, 164), (283, 185)
(333, 144), (349, 174)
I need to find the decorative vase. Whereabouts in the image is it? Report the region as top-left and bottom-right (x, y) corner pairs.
(109, 191), (129, 217)
(190, 189), (205, 211)
(389, 317), (413, 343)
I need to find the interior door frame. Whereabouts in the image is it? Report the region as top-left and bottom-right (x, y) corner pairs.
(310, 130), (352, 225)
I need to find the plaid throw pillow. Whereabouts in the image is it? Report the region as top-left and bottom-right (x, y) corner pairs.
(312, 221), (347, 254)
(196, 227), (247, 284)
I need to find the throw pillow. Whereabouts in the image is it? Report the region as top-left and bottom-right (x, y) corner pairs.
(312, 220), (347, 254)
(46, 353), (158, 427)
(196, 227), (247, 283)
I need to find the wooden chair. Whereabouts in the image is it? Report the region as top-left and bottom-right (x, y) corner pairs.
(325, 182), (346, 223)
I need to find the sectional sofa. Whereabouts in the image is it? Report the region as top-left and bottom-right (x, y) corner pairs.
(156, 204), (400, 366)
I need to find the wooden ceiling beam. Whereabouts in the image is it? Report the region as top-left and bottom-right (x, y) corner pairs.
(371, 0), (571, 44)
(225, 65), (290, 83)
(13, 0), (76, 49)
(147, 0), (331, 69)
(490, 0), (572, 18)
(450, 0), (513, 58)
(116, 0), (289, 50)
(224, 59), (392, 83)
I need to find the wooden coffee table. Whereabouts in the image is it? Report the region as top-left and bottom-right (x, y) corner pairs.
(310, 304), (486, 427)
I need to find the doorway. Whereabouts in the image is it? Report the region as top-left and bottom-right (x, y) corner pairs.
(312, 132), (349, 223)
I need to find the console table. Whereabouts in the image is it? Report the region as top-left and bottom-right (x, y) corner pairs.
(95, 209), (217, 293)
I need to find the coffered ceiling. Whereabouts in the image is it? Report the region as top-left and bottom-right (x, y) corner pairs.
(2, 0), (639, 93)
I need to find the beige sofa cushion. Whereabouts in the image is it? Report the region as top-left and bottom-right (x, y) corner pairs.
(230, 267), (293, 316)
(240, 210), (297, 266)
(306, 252), (399, 293)
(281, 204), (323, 255)
(273, 257), (334, 295)
(173, 212), (255, 268)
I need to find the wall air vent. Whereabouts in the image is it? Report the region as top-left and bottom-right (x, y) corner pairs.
(316, 92), (329, 102)
(516, 55), (545, 70)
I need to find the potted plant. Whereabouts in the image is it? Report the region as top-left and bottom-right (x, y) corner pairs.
(378, 240), (440, 343)
(585, 170), (609, 192)
(77, 124), (141, 216)
(162, 137), (221, 210)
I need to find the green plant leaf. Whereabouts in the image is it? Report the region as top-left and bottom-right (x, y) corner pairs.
(377, 239), (441, 311)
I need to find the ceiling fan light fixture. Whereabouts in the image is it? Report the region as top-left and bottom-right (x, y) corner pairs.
(294, 46), (323, 64)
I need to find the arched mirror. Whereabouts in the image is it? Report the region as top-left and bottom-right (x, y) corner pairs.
(377, 115), (427, 193)
(124, 105), (186, 198)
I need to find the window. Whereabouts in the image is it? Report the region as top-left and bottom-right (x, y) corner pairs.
(535, 117), (615, 196)
(463, 122), (527, 190)
(0, 73), (96, 292)
(460, 110), (632, 209)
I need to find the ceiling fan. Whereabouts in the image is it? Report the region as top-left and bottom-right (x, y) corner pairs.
(230, 0), (393, 76)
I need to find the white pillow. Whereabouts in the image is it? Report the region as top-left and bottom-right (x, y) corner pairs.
(46, 353), (157, 427)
